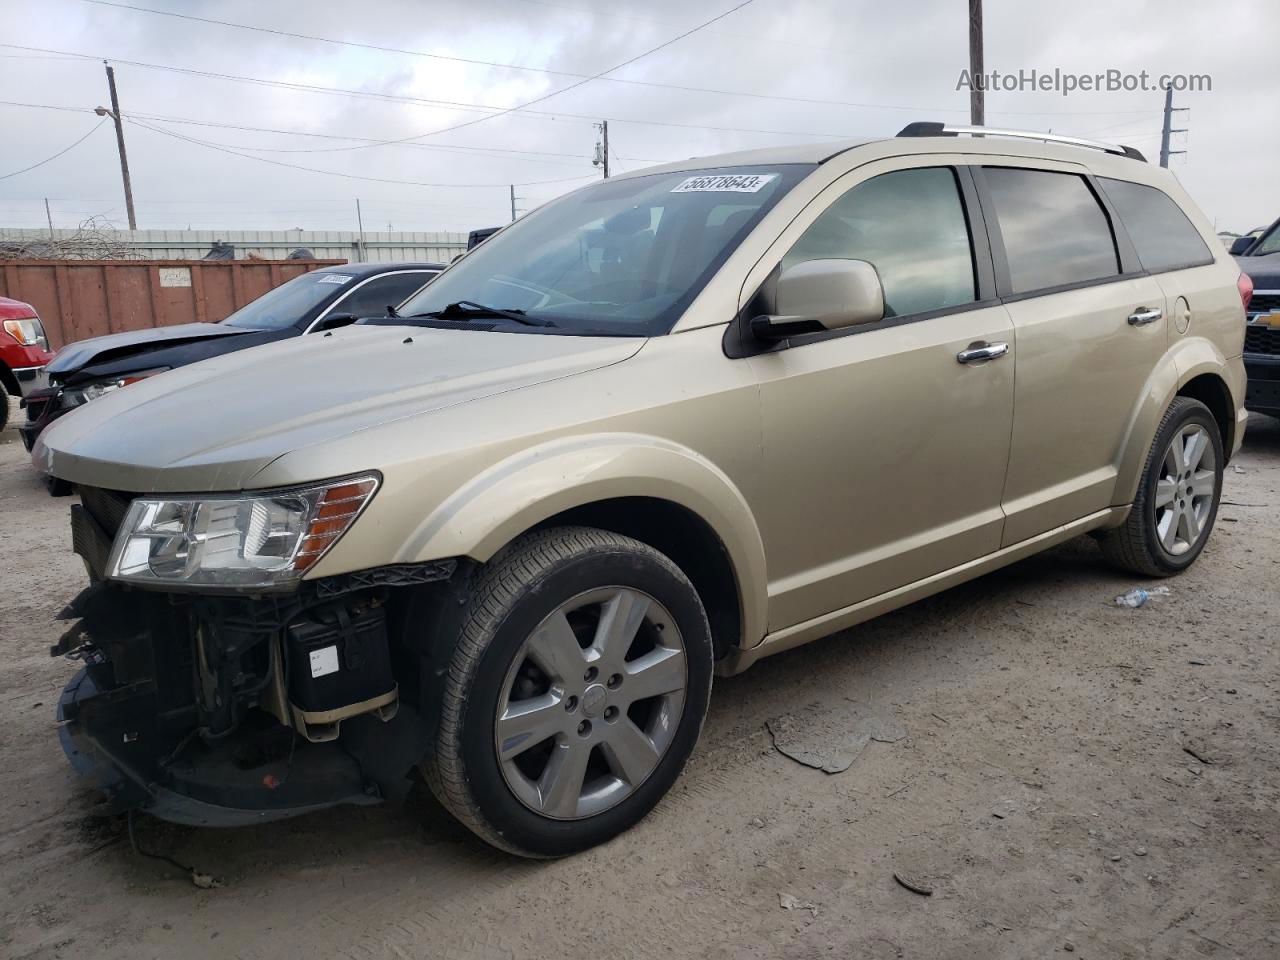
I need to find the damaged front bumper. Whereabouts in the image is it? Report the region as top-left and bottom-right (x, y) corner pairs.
(53, 486), (459, 826)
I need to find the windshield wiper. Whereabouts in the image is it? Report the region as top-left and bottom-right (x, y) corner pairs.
(409, 300), (555, 327)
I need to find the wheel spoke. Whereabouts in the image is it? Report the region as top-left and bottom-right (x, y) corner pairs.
(1159, 510), (1180, 551)
(1154, 478), (1178, 508)
(497, 693), (564, 762)
(600, 718), (661, 786)
(622, 646), (686, 704)
(1164, 438), (1185, 477)
(589, 589), (649, 668)
(1190, 470), (1215, 498)
(526, 610), (586, 683)
(538, 739), (592, 818)
(1183, 429), (1208, 473)
(1180, 504), (1201, 545)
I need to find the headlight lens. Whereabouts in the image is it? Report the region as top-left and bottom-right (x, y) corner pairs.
(62, 369), (168, 407)
(107, 474), (379, 589)
(3, 317), (48, 350)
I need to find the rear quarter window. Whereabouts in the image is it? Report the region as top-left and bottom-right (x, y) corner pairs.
(1097, 178), (1214, 273)
(982, 167), (1119, 295)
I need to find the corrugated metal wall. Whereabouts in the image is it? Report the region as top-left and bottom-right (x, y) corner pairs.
(0, 259), (343, 349)
(0, 228), (469, 263)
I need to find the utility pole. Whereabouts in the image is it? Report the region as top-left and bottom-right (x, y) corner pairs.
(1158, 85), (1188, 168)
(98, 62), (137, 230)
(510, 184), (517, 223)
(44, 198), (54, 239)
(354, 198), (366, 262)
(593, 121), (610, 179)
(968, 0), (984, 127)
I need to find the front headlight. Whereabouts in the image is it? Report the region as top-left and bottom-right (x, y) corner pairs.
(106, 474), (379, 589)
(3, 317), (48, 350)
(62, 368), (169, 408)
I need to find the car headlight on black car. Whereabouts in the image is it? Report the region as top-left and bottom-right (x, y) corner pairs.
(106, 474), (379, 589)
(61, 368), (169, 408)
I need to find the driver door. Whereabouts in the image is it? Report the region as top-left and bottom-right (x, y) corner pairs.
(746, 160), (1016, 631)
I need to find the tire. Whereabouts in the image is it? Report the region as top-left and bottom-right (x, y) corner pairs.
(421, 526), (713, 858)
(0, 378), (10, 431)
(1099, 397), (1223, 576)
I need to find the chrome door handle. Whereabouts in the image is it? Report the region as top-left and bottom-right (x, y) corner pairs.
(956, 341), (1009, 364)
(1127, 307), (1163, 326)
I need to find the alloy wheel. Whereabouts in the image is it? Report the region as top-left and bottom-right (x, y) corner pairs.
(1154, 423), (1217, 556)
(494, 587), (687, 820)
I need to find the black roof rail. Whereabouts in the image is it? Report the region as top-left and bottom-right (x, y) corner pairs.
(896, 122), (1147, 162)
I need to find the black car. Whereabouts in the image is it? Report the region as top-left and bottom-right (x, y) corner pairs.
(1233, 219), (1280, 418)
(19, 262), (443, 452)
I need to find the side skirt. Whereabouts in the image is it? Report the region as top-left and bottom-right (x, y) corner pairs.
(716, 506), (1129, 676)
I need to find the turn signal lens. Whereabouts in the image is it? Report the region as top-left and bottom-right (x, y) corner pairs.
(294, 478), (379, 572)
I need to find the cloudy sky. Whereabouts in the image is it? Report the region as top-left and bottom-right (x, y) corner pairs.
(0, 0), (1274, 236)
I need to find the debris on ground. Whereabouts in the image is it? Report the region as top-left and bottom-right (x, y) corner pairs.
(1114, 585), (1171, 608)
(893, 872), (933, 896)
(191, 872), (222, 890)
(766, 702), (906, 774)
(1183, 743), (1214, 765)
(778, 892), (819, 918)
(1232, 465), (1246, 474)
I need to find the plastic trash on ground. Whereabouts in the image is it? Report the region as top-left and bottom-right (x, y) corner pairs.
(1114, 585), (1171, 608)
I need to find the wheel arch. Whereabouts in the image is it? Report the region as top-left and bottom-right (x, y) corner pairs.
(1113, 341), (1240, 506)
(394, 433), (768, 654)
(0, 360), (18, 397)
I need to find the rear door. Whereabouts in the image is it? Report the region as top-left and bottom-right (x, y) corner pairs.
(746, 158), (1016, 630)
(974, 162), (1171, 545)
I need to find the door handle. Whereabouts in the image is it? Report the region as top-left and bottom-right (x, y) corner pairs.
(956, 341), (1009, 364)
(1127, 307), (1162, 326)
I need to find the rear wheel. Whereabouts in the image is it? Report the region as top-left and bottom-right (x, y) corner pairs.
(422, 527), (713, 857)
(1099, 397), (1223, 576)
(0, 377), (10, 431)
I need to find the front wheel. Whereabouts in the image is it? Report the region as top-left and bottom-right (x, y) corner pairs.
(422, 527), (713, 857)
(1099, 397), (1223, 576)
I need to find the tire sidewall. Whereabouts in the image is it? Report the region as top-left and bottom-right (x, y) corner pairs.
(453, 546), (713, 857)
(1140, 401), (1223, 573)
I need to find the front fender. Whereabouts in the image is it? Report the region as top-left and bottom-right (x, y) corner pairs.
(395, 433), (769, 650)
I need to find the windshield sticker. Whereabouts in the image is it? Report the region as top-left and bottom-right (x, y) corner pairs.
(316, 274), (354, 285)
(671, 173), (777, 194)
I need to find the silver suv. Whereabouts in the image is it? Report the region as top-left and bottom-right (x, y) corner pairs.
(36, 124), (1248, 856)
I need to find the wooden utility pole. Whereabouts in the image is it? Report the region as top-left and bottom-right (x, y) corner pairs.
(101, 62), (137, 230)
(44, 198), (54, 239)
(355, 198), (367, 262)
(968, 0), (985, 127)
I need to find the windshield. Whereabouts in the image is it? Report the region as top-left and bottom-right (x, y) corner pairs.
(1252, 223), (1280, 257)
(398, 164), (813, 336)
(221, 271), (354, 330)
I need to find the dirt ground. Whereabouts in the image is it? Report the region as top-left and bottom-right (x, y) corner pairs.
(1, 400), (1277, 960)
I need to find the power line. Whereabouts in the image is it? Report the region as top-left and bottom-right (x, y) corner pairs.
(72, 0), (1158, 119)
(0, 118), (106, 180)
(125, 115), (602, 188)
(0, 80), (859, 141)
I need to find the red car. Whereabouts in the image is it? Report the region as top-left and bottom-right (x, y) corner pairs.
(0, 297), (54, 429)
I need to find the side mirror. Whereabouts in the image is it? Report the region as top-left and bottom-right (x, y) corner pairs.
(1229, 236), (1254, 256)
(314, 312), (357, 331)
(751, 259), (885, 341)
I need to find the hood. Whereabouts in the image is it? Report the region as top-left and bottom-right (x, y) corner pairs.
(34, 323), (643, 492)
(1237, 251), (1280, 290)
(45, 322), (249, 376)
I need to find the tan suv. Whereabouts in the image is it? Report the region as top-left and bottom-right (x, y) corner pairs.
(36, 124), (1248, 856)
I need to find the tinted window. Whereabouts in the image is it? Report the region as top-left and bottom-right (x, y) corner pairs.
(1098, 178), (1213, 272)
(984, 168), (1119, 294)
(783, 167), (975, 318)
(399, 165), (812, 336)
(220, 271), (352, 329)
(1252, 224), (1280, 257)
(338, 271), (437, 318)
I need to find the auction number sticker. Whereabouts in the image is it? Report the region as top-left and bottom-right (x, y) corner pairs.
(671, 173), (777, 193)
(317, 274), (354, 285)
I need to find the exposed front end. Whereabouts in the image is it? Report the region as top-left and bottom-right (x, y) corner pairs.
(54, 482), (458, 826)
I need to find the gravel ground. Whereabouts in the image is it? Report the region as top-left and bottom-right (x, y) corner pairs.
(1, 399), (1277, 960)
